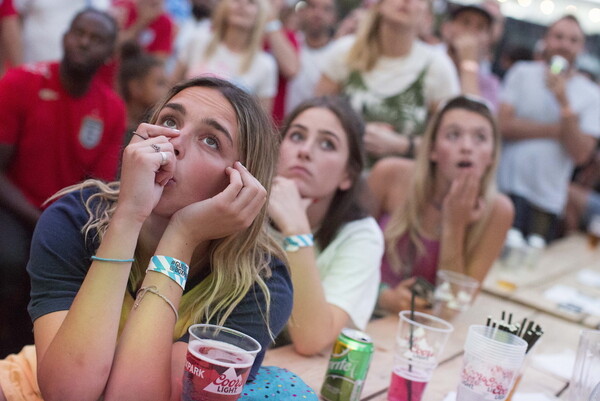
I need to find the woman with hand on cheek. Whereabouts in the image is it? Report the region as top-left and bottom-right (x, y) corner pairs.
(269, 96), (383, 356)
(368, 95), (513, 315)
(0, 77), (292, 401)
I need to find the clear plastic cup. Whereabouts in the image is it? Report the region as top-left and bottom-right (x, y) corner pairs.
(432, 270), (480, 321)
(569, 329), (600, 401)
(181, 324), (261, 401)
(457, 325), (527, 401)
(388, 311), (454, 401)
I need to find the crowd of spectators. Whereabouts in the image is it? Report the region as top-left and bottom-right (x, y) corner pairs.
(1, 0), (599, 371)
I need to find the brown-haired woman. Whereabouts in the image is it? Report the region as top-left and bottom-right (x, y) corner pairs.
(269, 96), (383, 355)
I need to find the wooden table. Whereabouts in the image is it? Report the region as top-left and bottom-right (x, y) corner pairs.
(264, 234), (596, 400)
(483, 233), (599, 295)
(483, 234), (600, 328)
(417, 310), (584, 401)
(264, 293), (538, 400)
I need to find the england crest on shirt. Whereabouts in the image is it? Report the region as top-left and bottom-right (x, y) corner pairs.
(79, 116), (104, 149)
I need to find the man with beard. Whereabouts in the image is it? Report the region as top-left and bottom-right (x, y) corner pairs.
(498, 15), (600, 242)
(286, 0), (338, 114)
(0, 8), (125, 357)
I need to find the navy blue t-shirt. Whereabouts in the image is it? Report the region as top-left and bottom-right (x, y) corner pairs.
(27, 188), (293, 380)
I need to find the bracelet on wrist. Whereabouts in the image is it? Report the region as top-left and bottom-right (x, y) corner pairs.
(283, 234), (314, 252)
(460, 60), (480, 73)
(146, 255), (189, 290)
(264, 19), (282, 33)
(91, 255), (135, 263)
(134, 285), (178, 321)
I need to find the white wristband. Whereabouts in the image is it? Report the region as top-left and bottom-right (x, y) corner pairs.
(283, 234), (314, 252)
(265, 19), (282, 33)
(146, 255), (189, 290)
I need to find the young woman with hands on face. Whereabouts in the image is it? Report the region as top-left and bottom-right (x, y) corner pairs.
(268, 96), (383, 356)
(367, 96), (513, 315)
(0, 77), (292, 401)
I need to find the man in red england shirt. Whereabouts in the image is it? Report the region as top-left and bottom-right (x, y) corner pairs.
(0, 8), (126, 357)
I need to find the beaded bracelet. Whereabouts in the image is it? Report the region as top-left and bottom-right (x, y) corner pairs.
(146, 255), (189, 290)
(91, 255), (135, 263)
(283, 234), (314, 252)
(134, 286), (178, 321)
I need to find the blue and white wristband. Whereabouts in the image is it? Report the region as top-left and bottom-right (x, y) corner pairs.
(283, 234), (314, 252)
(146, 255), (189, 290)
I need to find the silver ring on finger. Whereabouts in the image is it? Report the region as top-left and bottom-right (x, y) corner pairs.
(151, 143), (161, 152)
(159, 151), (168, 166)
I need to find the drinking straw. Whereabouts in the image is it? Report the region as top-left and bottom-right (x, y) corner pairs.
(485, 313), (544, 354)
(407, 290), (416, 401)
(556, 382), (569, 397)
(517, 317), (527, 337)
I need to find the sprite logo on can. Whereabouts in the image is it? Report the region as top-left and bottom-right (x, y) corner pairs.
(321, 329), (374, 401)
(328, 348), (354, 375)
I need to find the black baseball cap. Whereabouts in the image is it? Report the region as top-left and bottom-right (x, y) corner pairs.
(448, 3), (494, 25)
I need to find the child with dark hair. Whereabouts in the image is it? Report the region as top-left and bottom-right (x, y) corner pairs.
(118, 41), (169, 137)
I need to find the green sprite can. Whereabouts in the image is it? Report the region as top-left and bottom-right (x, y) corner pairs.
(320, 328), (374, 401)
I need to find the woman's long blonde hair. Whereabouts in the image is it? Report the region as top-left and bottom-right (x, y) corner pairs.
(206, 0), (270, 73)
(384, 96), (501, 276)
(51, 77), (284, 339)
(346, 4), (383, 72)
(346, 0), (427, 72)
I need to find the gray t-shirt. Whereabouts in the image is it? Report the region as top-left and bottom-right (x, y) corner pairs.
(498, 61), (600, 214)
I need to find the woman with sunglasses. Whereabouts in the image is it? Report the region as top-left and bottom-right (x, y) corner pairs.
(367, 95), (513, 314)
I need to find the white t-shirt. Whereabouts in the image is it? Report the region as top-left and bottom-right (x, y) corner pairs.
(180, 32), (277, 99)
(320, 35), (460, 135)
(285, 38), (333, 115)
(165, 17), (210, 75)
(315, 217), (383, 330)
(173, 17), (211, 59)
(498, 61), (600, 214)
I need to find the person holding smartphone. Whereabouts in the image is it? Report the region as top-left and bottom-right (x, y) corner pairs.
(497, 14), (600, 243)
